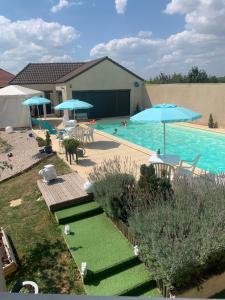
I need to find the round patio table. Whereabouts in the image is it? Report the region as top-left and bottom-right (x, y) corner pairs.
(149, 153), (180, 166)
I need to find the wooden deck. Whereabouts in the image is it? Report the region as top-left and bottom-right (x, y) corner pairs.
(37, 172), (92, 211)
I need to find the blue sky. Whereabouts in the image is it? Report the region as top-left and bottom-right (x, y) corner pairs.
(1, 0), (225, 78)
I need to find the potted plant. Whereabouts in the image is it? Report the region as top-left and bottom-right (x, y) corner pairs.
(36, 136), (45, 148)
(62, 138), (80, 164)
(208, 113), (214, 128)
(44, 131), (52, 154)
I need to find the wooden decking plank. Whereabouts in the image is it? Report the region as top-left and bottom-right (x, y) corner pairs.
(38, 181), (56, 206)
(64, 174), (84, 198)
(37, 172), (90, 211)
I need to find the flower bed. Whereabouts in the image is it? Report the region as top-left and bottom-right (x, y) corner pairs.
(89, 157), (225, 297)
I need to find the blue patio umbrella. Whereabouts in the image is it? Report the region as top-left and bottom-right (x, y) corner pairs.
(54, 99), (93, 119)
(130, 104), (202, 155)
(23, 96), (51, 128)
(23, 96), (51, 107)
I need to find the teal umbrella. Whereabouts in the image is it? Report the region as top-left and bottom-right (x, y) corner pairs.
(23, 96), (50, 106)
(23, 96), (50, 117)
(23, 96), (51, 128)
(54, 99), (93, 119)
(130, 104), (202, 155)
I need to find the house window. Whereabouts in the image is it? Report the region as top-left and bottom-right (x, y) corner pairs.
(44, 91), (53, 114)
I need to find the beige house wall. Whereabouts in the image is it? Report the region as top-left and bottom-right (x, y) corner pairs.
(143, 83), (225, 127)
(57, 59), (143, 114)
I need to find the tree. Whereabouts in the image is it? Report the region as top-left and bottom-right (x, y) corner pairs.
(147, 66), (222, 84)
(187, 66), (208, 83)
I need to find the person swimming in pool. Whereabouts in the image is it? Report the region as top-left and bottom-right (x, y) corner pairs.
(113, 128), (118, 134)
(121, 120), (128, 127)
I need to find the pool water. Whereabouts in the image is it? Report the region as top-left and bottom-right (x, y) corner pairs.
(95, 120), (225, 173)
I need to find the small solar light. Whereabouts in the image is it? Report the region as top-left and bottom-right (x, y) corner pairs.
(134, 245), (139, 256)
(81, 262), (87, 277)
(64, 224), (70, 235)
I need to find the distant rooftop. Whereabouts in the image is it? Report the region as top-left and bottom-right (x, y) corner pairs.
(0, 68), (14, 88)
(10, 57), (144, 85)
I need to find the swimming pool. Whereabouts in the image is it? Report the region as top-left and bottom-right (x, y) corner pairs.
(94, 120), (225, 173)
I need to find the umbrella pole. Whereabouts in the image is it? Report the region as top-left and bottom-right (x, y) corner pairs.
(37, 105), (41, 129)
(163, 122), (166, 155)
(74, 110), (75, 120)
(30, 111), (33, 130)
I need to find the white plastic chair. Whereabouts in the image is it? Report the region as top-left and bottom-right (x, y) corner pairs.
(84, 127), (94, 143)
(65, 120), (77, 128)
(176, 154), (201, 176)
(74, 126), (85, 143)
(64, 127), (75, 138)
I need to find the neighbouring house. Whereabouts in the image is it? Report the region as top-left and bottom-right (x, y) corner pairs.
(0, 69), (14, 88)
(10, 57), (144, 119)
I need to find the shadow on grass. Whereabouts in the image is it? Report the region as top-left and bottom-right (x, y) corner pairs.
(8, 239), (76, 294)
(120, 279), (157, 296)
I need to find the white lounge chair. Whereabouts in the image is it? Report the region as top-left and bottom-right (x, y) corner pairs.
(176, 154), (201, 176)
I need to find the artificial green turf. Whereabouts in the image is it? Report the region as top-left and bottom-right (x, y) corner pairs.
(58, 204), (161, 296)
(61, 213), (135, 273)
(55, 201), (100, 221)
(84, 263), (158, 296)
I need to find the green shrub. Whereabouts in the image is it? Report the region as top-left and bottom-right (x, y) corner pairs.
(89, 157), (137, 222)
(208, 113), (214, 128)
(214, 121), (218, 128)
(45, 131), (52, 147)
(138, 164), (173, 201)
(129, 176), (225, 291)
(91, 173), (135, 223)
(62, 139), (80, 154)
(36, 136), (46, 147)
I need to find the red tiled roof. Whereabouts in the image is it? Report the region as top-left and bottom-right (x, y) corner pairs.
(0, 69), (15, 88)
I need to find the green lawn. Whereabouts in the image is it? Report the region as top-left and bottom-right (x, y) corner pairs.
(0, 155), (84, 294)
(58, 202), (160, 296)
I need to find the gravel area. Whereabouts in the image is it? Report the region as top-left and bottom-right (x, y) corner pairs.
(0, 130), (48, 181)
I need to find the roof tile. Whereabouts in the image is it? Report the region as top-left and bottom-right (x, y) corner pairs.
(0, 69), (15, 88)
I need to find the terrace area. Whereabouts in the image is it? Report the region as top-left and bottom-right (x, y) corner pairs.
(2, 114), (225, 297)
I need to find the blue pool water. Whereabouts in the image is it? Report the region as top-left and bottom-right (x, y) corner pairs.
(95, 120), (225, 173)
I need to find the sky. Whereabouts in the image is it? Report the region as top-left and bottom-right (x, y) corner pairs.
(1, 0), (225, 79)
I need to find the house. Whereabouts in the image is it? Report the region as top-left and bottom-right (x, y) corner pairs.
(10, 57), (144, 119)
(0, 69), (14, 88)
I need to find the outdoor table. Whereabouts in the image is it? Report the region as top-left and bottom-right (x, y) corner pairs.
(65, 120), (77, 127)
(149, 154), (180, 166)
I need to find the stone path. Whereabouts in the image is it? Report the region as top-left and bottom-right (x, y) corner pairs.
(0, 130), (48, 181)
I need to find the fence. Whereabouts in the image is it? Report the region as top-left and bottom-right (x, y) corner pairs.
(112, 218), (171, 297)
(112, 218), (138, 246)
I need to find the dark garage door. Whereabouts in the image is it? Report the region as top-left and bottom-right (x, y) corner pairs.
(72, 90), (130, 119)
